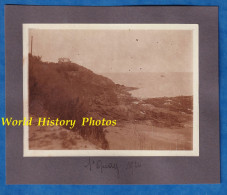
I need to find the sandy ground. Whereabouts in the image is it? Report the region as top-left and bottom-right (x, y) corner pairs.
(29, 117), (192, 150)
(29, 115), (192, 150)
(29, 116), (100, 150)
(105, 121), (192, 150)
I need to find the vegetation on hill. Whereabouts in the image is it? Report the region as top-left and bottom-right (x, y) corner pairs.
(29, 54), (118, 149)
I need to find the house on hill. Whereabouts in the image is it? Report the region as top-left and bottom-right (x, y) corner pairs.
(58, 57), (71, 63)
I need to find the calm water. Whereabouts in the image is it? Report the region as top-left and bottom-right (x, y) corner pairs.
(103, 72), (193, 99)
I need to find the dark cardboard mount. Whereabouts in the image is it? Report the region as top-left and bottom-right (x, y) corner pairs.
(5, 6), (219, 184)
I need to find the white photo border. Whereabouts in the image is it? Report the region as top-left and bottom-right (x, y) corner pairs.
(23, 24), (199, 157)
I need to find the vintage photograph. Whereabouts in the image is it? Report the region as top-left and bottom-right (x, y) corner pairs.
(23, 24), (199, 156)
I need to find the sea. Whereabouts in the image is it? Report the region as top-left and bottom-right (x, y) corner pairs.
(103, 72), (193, 99)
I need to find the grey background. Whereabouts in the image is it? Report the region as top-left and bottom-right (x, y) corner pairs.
(5, 6), (219, 184)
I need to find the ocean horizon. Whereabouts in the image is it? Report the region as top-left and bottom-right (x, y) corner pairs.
(103, 72), (193, 99)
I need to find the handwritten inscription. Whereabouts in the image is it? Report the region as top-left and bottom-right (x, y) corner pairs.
(84, 158), (119, 177)
(84, 158), (142, 178)
(125, 160), (142, 175)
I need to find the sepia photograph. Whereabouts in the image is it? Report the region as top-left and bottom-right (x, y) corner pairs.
(23, 24), (199, 156)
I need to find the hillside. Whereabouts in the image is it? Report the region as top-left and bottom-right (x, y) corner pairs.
(29, 55), (136, 149)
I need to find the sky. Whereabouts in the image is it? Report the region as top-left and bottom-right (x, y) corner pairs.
(29, 29), (193, 73)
